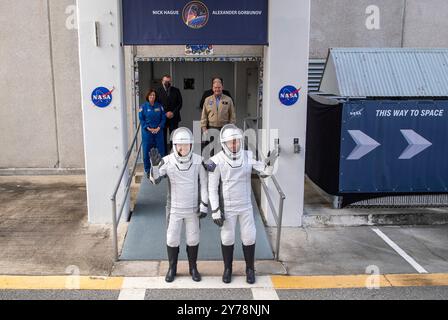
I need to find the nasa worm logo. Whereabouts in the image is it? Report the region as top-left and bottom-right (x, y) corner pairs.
(279, 85), (301, 106)
(91, 87), (114, 108)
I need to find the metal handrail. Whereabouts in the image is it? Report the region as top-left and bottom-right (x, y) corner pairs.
(260, 175), (286, 261)
(110, 118), (285, 261)
(243, 117), (286, 261)
(110, 123), (142, 261)
(243, 116), (261, 131)
(243, 116), (261, 161)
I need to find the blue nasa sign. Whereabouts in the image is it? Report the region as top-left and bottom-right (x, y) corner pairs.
(91, 87), (113, 108)
(279, 85), (301, 106)
(122, 0), (268, 45)
(339, 100), (448, 193)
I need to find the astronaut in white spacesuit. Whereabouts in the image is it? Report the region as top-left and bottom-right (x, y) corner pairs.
(205, 124), (278, 284)
(150, 127), (208, 283)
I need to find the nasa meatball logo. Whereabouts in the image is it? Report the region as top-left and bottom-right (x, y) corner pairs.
(279, 85), (301, 106)
(91, 87), (114, 108)
(182, 1), (209, 29)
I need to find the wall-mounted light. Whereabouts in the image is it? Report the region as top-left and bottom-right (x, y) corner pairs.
(274, 138), (280, 155)
(294, 138), (301, 154)
(94, 21), (100, 47)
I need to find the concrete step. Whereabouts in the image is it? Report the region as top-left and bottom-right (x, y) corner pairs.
(111, 260), (286, 277)
(304, 177), (448, 227)
(303, 208), (448, 227)
(135, 175), (143, 184)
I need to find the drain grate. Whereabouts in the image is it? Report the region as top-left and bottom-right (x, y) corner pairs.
(348, 194), (448, 208)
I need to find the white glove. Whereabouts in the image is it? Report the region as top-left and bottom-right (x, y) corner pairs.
(212, 209), (224, 227)
(150, 166), (160, 183)
(149, 148), (162, 167)
(264, 165), (274, 177)
(265, 148), (279, 166)
(198, 202), (208, 219)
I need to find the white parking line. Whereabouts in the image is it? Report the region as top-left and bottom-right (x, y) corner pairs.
(251, 288), (279, 300)
(119, 277), (277, 300)
(372, 228), (428, 274)
(118, 288), (146, 300)
(121, 276), (274, 290)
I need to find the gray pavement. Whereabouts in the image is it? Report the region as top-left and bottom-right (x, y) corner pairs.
(377, 226), (448, 273)
(1, 175), (447, 286)
(267, 227), (417, 275)
(0, 176), (130, 276)
(144, 289), (254, 301)
(277, 287), (448, 300)
(0, 290), (120, 300)
(1, 287), (447, 300)
(265, 223), (448, 276)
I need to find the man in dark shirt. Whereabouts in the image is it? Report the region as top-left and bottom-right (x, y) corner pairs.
(199, 77), (232, 112)
(156, 75), (183, 151)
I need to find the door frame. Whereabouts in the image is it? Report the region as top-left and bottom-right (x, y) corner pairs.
(133, 56), (264, 133)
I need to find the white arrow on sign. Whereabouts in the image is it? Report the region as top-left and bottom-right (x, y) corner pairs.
(399, 130), (432, 160)
(347, 130), (381, 160)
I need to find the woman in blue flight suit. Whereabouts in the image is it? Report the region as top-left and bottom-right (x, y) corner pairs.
(139, 89), (166, 177)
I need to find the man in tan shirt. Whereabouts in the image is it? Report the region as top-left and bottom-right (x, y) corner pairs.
(201, 80), (236, 157)
(201, 80), (236, 134)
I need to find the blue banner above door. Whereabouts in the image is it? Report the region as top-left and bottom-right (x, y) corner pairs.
(122, 0), (268, 45)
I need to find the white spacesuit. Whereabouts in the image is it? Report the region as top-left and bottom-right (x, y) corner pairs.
(150, 127), (208, 283)
(205, 124), (278, 284)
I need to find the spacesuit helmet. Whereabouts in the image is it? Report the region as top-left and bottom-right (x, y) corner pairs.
(172, 127), (194, 164)
(220, 124), (244, 160)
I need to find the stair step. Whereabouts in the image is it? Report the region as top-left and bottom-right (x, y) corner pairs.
(303, 209), (448, 227)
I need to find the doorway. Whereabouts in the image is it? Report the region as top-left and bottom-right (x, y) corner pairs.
(122, 57), (275, 260)
(134, 58), (262, 132)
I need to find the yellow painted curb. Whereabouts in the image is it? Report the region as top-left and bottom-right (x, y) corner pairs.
(1, 274), (448, 290)
(0, 276), (124, 290)
(385, 273), (448, 287)
(271, 275), (391, 290)
(272, 274), (448, 290)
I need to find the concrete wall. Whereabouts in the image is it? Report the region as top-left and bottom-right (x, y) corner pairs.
(48, 0), (84, 168)
(310, 0), (405, 58)
(261, 0), (311, 227)
(77, 0), (130, 223)
(0, 0), (83, 171)
(0, 0), (58, 168)
(403, 0), (448, 48)
(310, 0), (448, 58)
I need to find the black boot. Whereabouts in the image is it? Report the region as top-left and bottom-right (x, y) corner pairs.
(165, 246), (179, 283)
(243, 244), (256, 284)
(187, 245), (201, 282)
(221, 244), (234, 284)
